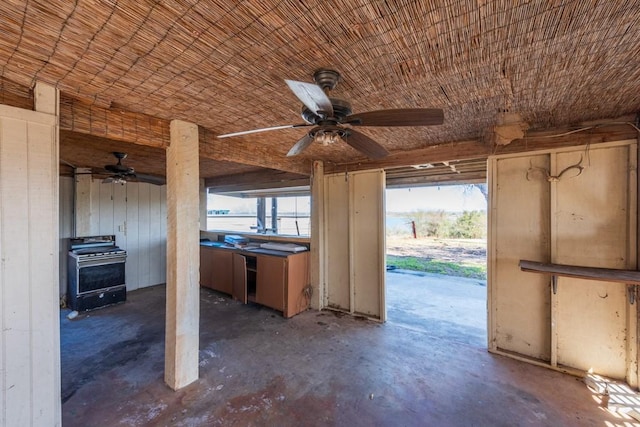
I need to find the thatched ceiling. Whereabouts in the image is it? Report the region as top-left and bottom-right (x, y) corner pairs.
(2, 1), (640, 183)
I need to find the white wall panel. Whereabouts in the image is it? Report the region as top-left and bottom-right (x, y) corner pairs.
(89, 179), (100, 236)
(98, 183), (114, 235)
(1, 117), (32, 426)
(59, 176), (74, 297)
(125, 184), (140, 290)
(148, 184), (163, 286)
(137, 183), (152, 287)
(0, 103), (61, 426)
(113, 184), (127, 252)
(26, 119), (60, 426)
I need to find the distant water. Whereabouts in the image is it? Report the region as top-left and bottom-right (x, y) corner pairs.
(207, 214), (410, 236)
(207, 216), (310, 236)
(387, 215), (408, 228)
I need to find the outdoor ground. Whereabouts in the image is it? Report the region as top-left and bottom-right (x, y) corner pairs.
(386, 236), (487, 279)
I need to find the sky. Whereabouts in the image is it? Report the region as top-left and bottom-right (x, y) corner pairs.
(209, 184), (486, 215)
(386, 185), (487, 213)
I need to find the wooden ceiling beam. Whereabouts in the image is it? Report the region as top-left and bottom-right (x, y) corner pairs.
(327, 117), (639, 174)
(59, 94), (169, 148)
(205, 169), (309, 192)
(326, 139), (490, 174)
(199, 128), (312, 175)
(386, 172), (487, 188)
(58, 93), (311, 175)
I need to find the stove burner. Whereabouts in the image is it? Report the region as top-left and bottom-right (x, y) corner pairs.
(72, 247), (126, 256)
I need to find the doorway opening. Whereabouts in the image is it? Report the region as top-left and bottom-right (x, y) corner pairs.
(385, 184), (488, 347)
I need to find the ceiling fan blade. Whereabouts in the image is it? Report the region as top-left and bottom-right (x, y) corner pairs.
(217, 123), (310, 139)
(286, 134), (314, 157)
(346, 108), (444, 127)
(134, 173), (166, 186)
(344, 129), (390, 159)
(285, 79), (334, 117)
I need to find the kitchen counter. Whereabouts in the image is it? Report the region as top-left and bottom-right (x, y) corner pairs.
(199, 240), (310, 317)
(200, 241), (308, 258)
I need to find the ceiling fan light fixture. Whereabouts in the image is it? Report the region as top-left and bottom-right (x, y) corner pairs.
(313, 129), (344, 146)
(113, 176), (127, 185)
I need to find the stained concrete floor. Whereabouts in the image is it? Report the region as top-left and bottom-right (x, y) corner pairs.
(61, 272), (622, 426)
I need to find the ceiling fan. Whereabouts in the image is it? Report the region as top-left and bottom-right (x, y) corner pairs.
(217, 69), (444, 159)
(102, 152), (165, 185)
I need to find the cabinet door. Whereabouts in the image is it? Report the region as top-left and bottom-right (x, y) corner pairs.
(285, 252), (310, 318)
(199, 247), (215, 288)
(232, 253), (247, 304)
(210, 249), (233, 294)
(256, 255), (285, 311)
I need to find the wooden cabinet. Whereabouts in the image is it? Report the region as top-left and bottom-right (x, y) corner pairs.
(200, 246), (233, 294)
(232, 252), (247, 304)
(200, 246), (216, 289)
(256, 255), (286, 312)
(222, 248), (309, 317)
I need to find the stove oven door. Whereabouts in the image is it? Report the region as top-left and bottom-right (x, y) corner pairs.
(77, 259), (125, 293)
(68, 255), (127, 311)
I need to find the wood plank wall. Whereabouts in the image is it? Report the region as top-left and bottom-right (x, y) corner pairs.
(323, 170), (386, 320)
(0, 103), (61, 425)
(58, 177), (167, 296)
(489, 140), (637, 384)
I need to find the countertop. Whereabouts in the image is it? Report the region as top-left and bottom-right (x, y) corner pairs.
(200, 241), (307, 258)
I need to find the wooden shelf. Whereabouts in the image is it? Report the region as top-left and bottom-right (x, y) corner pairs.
(519, 260), (640, 285)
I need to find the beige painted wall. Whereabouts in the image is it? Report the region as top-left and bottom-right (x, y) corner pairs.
(489, 154), (551, 361)
(0, 98), (61, 424)
(322, 169), (386, 320)
(489, 141), (637, 383)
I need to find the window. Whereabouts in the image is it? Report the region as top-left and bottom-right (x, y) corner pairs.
(206, 194), (310, 236)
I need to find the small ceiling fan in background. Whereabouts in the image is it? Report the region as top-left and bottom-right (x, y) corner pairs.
(62, 152), (166, 185)
(217, 69), (444, 159)
(102, 152), (166, 185)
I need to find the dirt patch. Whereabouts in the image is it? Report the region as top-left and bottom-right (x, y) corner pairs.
(386, 237), (486, 266)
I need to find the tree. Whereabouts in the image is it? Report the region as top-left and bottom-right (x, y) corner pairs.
(464, 183), (488, 203)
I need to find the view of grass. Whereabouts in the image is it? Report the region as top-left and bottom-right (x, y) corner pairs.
(387, 255), (487, 280)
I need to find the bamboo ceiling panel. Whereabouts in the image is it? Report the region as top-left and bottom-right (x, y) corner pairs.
(2, 1), (640, 176)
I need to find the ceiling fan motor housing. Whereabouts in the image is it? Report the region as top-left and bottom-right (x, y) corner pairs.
(313, 69), (340, 91)
(301, 98), (352, 124)
(105, 151), (135, 175)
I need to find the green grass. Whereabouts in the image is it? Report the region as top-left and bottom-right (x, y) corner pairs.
(387, 255), (486, 280)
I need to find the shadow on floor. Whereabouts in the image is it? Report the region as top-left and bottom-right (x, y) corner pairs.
(60, 275), (616, 427)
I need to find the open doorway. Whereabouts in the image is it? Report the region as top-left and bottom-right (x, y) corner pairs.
(385, 184), (488, 347)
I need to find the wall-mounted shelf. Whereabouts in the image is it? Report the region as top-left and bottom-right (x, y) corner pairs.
(519, 260), (640, 285)
(519, 260), (640, 303)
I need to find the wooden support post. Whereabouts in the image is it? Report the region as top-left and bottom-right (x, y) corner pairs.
(310, 160), (324, 310)
(165, 119), (200, 390)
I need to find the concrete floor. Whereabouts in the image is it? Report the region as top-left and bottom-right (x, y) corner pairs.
(61, 272), (623, 426)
